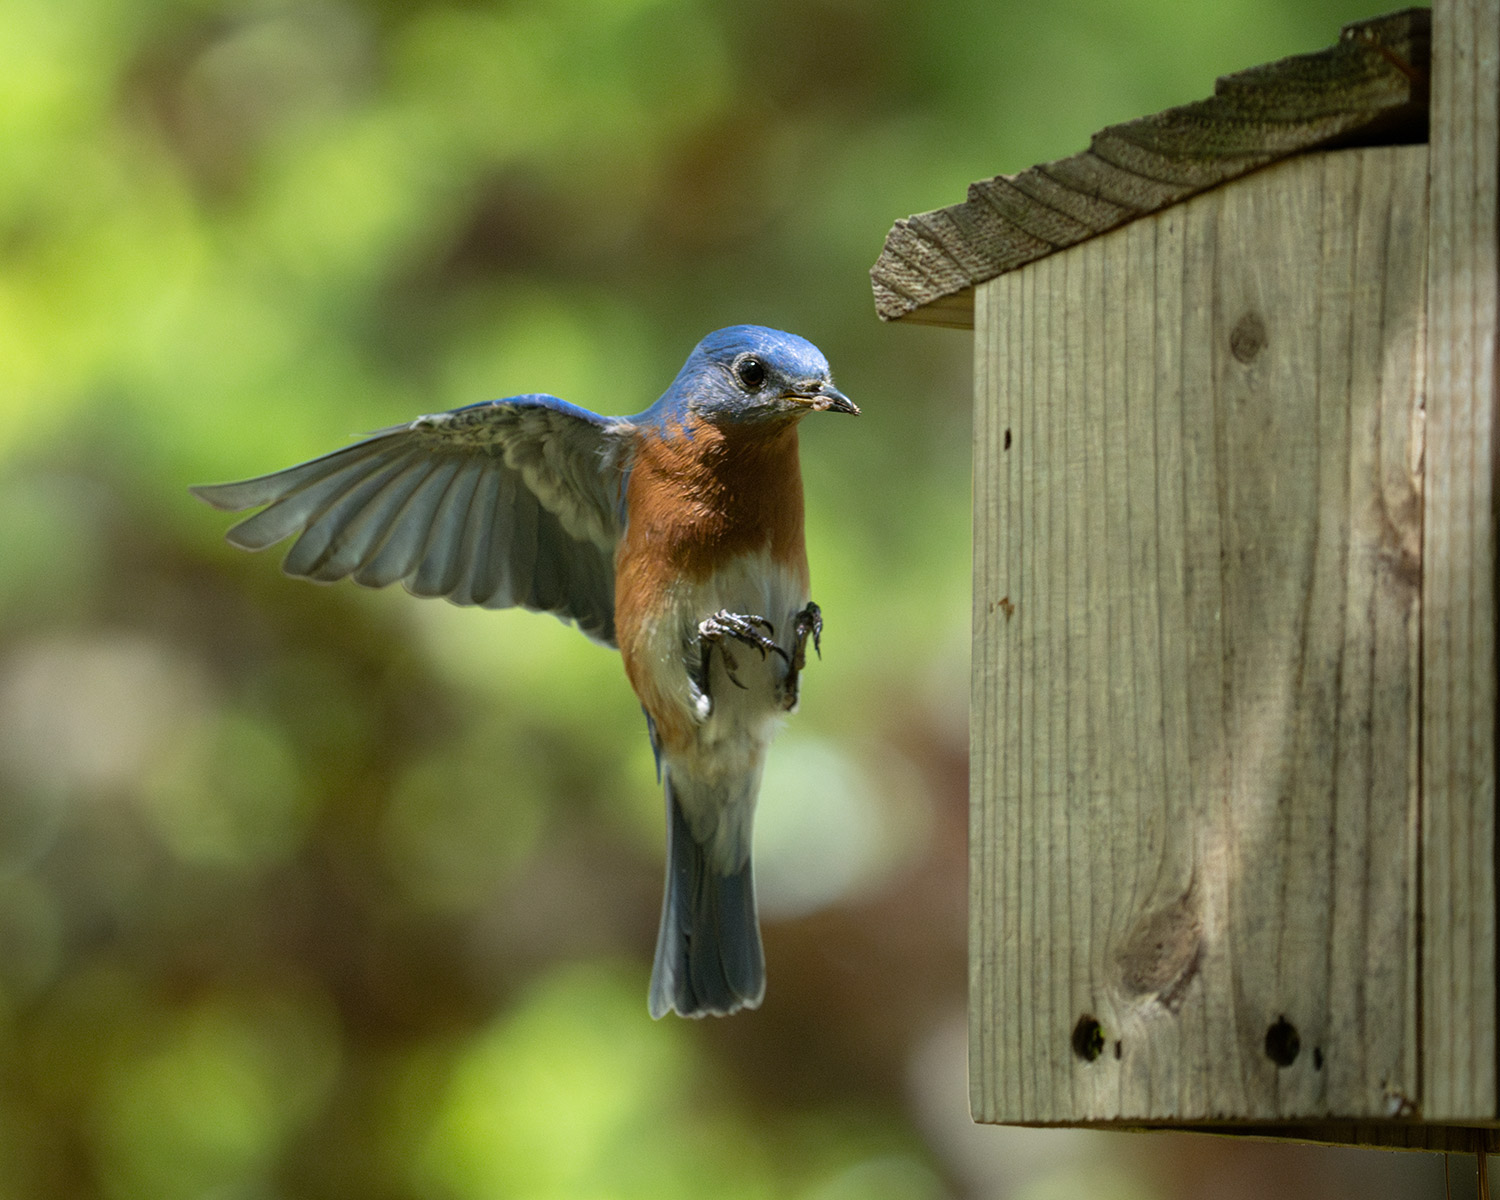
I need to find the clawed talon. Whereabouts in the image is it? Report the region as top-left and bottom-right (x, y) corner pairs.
(717, 642), (748, 690)
(792, 602), (822, 671)
(781, 601), (823, 712)
(693, 610), (790, 707)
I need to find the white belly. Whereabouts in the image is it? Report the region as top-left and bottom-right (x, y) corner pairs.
(626, 550), (810, 866)
(642, 549), (808, 766)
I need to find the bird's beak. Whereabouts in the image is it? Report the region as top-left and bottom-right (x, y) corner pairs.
(792, 383), (860, 415)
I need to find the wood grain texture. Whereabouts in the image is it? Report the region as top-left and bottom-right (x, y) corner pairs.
(1421, 0), (1500, 1123)
(874, 9), (1430, 327)
(971, 146), (1428, 1131)
(1113, 1123), (1500, 1152)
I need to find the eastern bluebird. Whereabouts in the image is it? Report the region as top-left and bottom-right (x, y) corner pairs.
(192, 325), (858, 1018)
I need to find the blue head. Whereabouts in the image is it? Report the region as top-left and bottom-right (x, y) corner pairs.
(650, 325), (858, 425)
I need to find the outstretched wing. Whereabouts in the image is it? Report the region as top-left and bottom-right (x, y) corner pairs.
(191, 395), (632, 646)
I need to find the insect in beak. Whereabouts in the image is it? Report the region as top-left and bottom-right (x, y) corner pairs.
(791, 383), (859, 415)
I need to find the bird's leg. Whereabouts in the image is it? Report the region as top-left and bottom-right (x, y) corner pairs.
(692, 610), (790, 715)
(780, 601), (823, 712)
(792, 602), (822, 671)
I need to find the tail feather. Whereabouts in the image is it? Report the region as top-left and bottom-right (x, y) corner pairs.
(649, 770), (765, 1019)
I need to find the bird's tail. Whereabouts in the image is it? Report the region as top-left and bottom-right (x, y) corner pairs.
(648, 767), (765, 1019)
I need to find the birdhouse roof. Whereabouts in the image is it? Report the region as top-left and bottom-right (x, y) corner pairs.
(870, 8), (1430, 328)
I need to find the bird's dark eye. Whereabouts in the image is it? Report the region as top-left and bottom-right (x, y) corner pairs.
(734, 356), (767, 390)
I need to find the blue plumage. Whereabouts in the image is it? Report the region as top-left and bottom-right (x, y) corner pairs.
(192, 325), (857, 1017)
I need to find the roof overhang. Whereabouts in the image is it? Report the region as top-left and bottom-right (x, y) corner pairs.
(871, 8), (1431, 328)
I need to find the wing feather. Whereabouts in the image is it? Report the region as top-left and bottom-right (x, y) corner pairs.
(472, 468), (519, 606)
(503, 482), (540, 608)
(352, 458), (462, 589)
(214, 446), (407, 552)
(410, 457), (485, 599)
(454, 463), (503, 607)
(192, 395), (632, 646)
(282, 454), (415, 578)
(303, 460), (435, 583)
(530, 505), (568, 615)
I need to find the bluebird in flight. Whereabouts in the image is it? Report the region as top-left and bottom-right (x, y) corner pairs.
(192, 325), (858, 1018)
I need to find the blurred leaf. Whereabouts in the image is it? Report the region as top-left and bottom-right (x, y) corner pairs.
(417, 961), (777, 1200)
(380, 723), (547, 913)
(0, 873), (63, 1003)
(140, 707), (311, 869)
(95, 990), (340, 1200)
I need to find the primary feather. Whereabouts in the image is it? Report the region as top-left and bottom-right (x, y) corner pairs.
(191, 394), (631, 645)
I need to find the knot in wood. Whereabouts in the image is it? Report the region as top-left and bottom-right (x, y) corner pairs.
(1229, 312), (1268, 363)
(1116, 889), (1203, 1013)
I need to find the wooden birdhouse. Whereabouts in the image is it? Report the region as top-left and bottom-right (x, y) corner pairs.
(874, 3), (1497, 1150)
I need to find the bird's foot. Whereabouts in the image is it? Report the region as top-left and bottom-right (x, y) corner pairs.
(792, 602), (822, 671)
(693, 611), (789, 707)
(781, 602), (823, 711)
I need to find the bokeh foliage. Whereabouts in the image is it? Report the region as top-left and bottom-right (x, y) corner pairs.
(0, 1), (1410, 1198)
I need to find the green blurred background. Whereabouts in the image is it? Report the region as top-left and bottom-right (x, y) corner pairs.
(0, 0), (1470, 1197)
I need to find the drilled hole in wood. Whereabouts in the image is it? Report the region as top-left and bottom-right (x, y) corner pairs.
(1072, 1015), (1104, 1063)
(1003, 428), (1012, 450)
(1264, 1016), (1300, 1067)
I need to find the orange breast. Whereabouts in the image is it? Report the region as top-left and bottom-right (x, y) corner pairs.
(614, 414), (811, 742)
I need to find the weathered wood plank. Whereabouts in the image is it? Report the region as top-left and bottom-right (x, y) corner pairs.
(876, 9), (1430, 327)
(971, 145), (1427, 1130)
(1422, 0), (1500, 1123)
